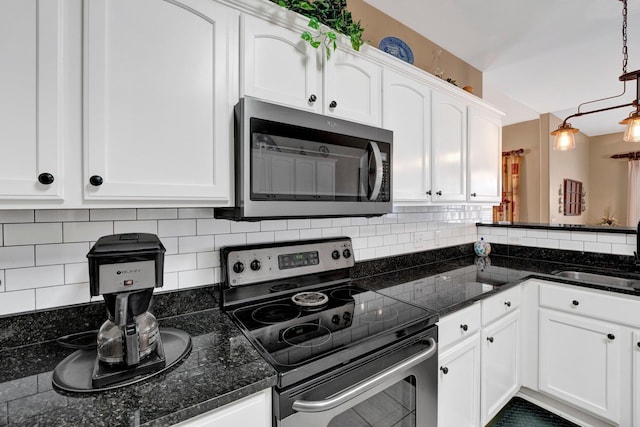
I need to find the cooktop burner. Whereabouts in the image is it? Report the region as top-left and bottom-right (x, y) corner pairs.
(251, 304), (300, 324)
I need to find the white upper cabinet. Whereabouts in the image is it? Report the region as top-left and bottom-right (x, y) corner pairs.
(84, 0), (236, 201)
(241, 14), (381, 126)
(382, 69), (432, 202)
(0, 0), (64, 200)
(431, 91), (467, 202)
(468, 106), (502, 202)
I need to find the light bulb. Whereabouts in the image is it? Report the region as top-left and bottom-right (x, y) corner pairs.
(622, 111), (640, 142)
(551, 123), (578, 151)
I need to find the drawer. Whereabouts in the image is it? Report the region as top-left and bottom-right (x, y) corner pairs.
(438, 303), (481, 350)
(539, 282), (640, 327)
(481, 285), (521, 326)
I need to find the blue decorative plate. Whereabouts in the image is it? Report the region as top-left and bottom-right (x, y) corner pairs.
(379, 36), (414, 64)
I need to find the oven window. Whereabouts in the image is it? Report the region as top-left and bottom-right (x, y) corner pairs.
(327, 376), (416, 427)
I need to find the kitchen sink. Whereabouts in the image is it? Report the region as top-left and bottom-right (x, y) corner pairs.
(554, 270), (640, 290)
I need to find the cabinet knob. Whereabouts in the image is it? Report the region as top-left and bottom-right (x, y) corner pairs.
(572, 300), (579, 306)
(308, 94), (317, 103)
(504, 301), (511, 307)
(426, 190), (432, 196)
(38, 173), (55, 185)
(329, 100), (338, 108)
(436, 190), (442, 196)
(487, 336), (494, 343)
(637, 342), (640, 348)
(607, 333), (615, 340)
(89, 175), (104, 186)
(470, 192), (477, 197)
(440, 366), (449, 374)
(460, 324), (468, 331)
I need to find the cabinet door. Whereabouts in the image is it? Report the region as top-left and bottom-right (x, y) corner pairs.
(0, 0), (64, 200)
(324, 49), (381, 125)
(481, 310), (520, 425)
(538, 308), (621, 424)
(431, 91), (467, 202)
(468, 107), (502, 203)
(634, 331), (640, 427)
(382, 70), (431, 202)
(241, 14), (321, 113)
(174, 389), (271, 427)
(84, 0), (235, 201)
(438, 334), (481, 427)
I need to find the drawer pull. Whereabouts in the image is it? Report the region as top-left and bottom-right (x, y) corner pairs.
(504, 301), (511, 307)
(607, 333), (615, 340)
(637, 342), (640, 348)
(440, 366), (449, 374)
(460, 324), (468, 331)
(487, 337), (494, 343)
(572, 300), (579, 306)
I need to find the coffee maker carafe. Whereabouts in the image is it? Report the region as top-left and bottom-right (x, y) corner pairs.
(87, 233), (166, 387)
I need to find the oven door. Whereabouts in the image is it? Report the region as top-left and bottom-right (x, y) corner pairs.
(275, 330), (437, 427)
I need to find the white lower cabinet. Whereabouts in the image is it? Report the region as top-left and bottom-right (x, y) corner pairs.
(538, 308), (621, 424)
(481, 309), (520, 425)
(438, 333), (481, 427)
(634, 331), (640, 427)
(173, 388), (271, 427)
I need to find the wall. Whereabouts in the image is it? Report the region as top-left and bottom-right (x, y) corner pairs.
(0, 206), (489, 316)
(590, 132), (629, 226)
(347, 0), (483, 96)
(502, 119), (542, 222)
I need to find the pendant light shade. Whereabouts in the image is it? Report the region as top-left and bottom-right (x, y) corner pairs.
(551, 123), (578, 151)
(621, 111), (640, 142)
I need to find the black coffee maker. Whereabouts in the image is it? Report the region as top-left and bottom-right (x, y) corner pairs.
(87, 233), (166, 388)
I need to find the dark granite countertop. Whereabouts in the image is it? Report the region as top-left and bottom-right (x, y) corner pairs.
(1, 243), (639, 426)
(477, 221), (637, 234)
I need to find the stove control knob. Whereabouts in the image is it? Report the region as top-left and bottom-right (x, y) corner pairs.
(232, 262), (244, 274)
(331, 250), (340, 260)
(250, 260), (262, 271)
(342, 248), (351, 259)
(332, 315), (340, 325)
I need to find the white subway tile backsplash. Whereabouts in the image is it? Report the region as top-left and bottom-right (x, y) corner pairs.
(596, 233), (628, 244)
(161, 272), (179, 291)
(537, 239), (560, 249)
(350, 217), (368, 226)
(359, 248), (376, 260)
(547, 230), (571, 240)
(274, 230), (300, 241)
(36, 242), (90, 266)
(584, 241), (612, 253)
(367, 236), (384, 248)
(5, 265), (64, 291)
(0, 270), (4, 292)
(178, 208), (214, 219)
(64, 222), (113, 243)
(158, 219), (196, 237)
(0, 210), (34, 224)
(299, 228), (322, 240)
(246, 232), (275, 245)
(179, 235), (215, 254)
(164, 254), (197, 273)
(137, 208), (177, 220)
(331, 218), (351, 227)
(214, 233), (247, 250)
(90, 209), (136, 221)
(376, 224), (391, 235)
(0, 246), (35, 269)
(197, 251), (220, 269)
(64, 263), (89, 285)
(612, 243), (635, 256)
(114, 220), (158, 235)
(0, 290), (36, 315)
(341, 226), (360, 238)
(197, 218), (230, 235)
(571, 231), (598, 242)
(230, 221), (260, 233)
(179, 268), (215, 289)
(360, 225), (376, 237)
(4, 223), (62, 246)
(287, 219), (311, 230)
(161, 237), (179, 255)
(36, 283), (91, 310)
(311, 218), (332, 228)
(559, 240), (584, 252)
(526, 229), (548, 239)
(36, 210), (89, 223)
(367, 216), (384, 225)
(260, 220), (287, 231)
(321, 228), (342, 238)
(383, 234), (398, 246)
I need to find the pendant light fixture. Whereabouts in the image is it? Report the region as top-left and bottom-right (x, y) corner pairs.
(551, 0), (640, 150)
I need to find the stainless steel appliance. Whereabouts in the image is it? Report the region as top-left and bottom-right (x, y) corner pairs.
(214, 97), (393, 221)
(52, 233), (192, 392)
(221, 237), (438, 427)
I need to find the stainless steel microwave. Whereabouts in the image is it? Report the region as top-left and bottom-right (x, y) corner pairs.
(215, 97), (393, 221)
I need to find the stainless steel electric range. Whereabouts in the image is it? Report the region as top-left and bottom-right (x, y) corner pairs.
(220, 237), (439, 427)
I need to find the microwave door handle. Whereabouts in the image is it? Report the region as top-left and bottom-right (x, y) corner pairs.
(367, 141), (383, 201)
(292, 337), (437, 413)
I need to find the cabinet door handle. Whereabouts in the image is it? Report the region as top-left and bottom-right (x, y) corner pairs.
(572, 300), (579, 306)
(426, 190), (432, 196)
(436, 190), (442, 196)
(460, 324), (468, 331)
(470, 192), (477, 197)
(329, 100), (337, 108)
(38, 173), (55, 185)
(487, 337), (494, 343)
(440, 366), (449, 374)
(308, 94), (317, 103)
(504, 301), (511, 307)
(637, 342), (640, 348)
(607, 333), (615, 340)
(89, 175), (104, 186)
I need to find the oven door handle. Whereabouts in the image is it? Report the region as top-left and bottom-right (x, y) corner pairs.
(292, 337), (437, 413)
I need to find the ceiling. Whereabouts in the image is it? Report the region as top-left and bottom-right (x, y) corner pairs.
(363, 0), (640, 136)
